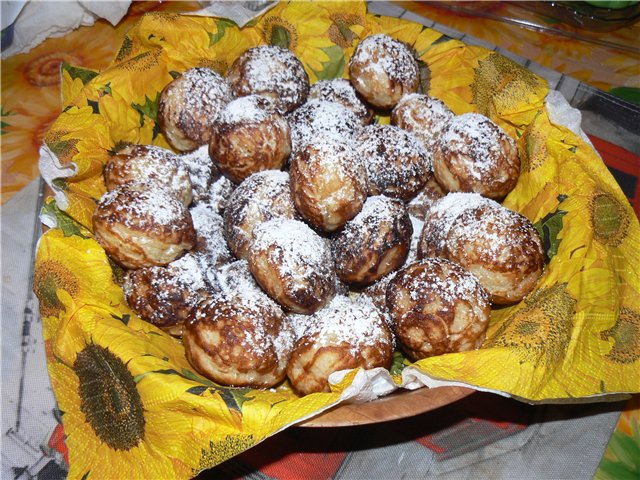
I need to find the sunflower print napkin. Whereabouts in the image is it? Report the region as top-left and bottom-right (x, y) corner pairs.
(34, 2), (640, 478)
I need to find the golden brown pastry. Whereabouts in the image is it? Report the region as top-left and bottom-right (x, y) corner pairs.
(287, 99), (361, 156)
(356, 124), (432, 202)
(433, 113), (520, 200)
(349, 34), (420, 110)
(332, 195), (412, 285)
(104, 144), (193, 206)
(158, 67), (233, 152)
(308, 78), (374, 125)
(92, 183), (196, 269)
(391, 94), (455, 153)
(386, 258), (491, 360)
(209, 95), (291, 183)
(286, 295), (394, 395)
(248, 218), (336, 314)
(223, 170), (299, 260)
(418, 192), (544, 304)
(123, 253), (211, 337)
(184, 296), (295, 388)
(289, 139), (368, 232)
(227, 45), (309, 113)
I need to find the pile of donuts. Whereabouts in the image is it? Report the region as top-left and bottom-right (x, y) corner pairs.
(92, 34), (544, 395)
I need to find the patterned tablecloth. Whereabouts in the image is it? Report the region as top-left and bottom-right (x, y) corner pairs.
(1, 1), (638, 479)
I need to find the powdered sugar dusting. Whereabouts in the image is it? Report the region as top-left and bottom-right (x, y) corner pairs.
(288, 100), (361, 154)
(305, 295), (391, 355)
(440, 113), (514, 181)
(350, 34), (418, 85)
(180, 145), (213, 202)
(309, 79), (371, 123)
(218, 95), (273, 125)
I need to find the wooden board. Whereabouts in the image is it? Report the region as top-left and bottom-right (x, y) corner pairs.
(299, 386), (474, 427)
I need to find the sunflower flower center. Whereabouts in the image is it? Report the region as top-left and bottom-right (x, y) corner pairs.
(601, 307), (640, 364)
(75, 344), (145, 451)
(590, 192), (630, 247)
(262, 17), (298, 50)
(34, 260), (79, 317)
(328, 13), (363, 48)
(24, 52), (82, 87)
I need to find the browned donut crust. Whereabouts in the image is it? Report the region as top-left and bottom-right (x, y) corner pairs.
(289, 139), (368, 232)
(356, 124), (432, 202)
(158, 67), (233, 152)
(287, 99), (361, 156)
(386, 258), (491, 360)
(209, 95), (291, 184)
(308, 78), (374, 125)
(286, 295), (394, 395)
(248, 218), (336, 314)
(332, 195), (412, 285)
(92, 184), (196, 269)
(104, 144), (193, 206)
(223, 170), (299, 260)
(349, 34), (419, 110)
(123, 253), (210, 337)
(184, 297), (295, 388)
(391, 94), (454, 153)
(227, 45), (309, 113)
(418, 192), (544, 304)
(433, 113), (520, 200)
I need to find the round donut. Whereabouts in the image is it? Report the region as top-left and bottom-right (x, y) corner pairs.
(184, 296), (295, 388)
(349, 34), (420, 110)
(227, 45), (309, 113)
(287, 99), (361, 156)
(391, 93), (455, 153)
(223, 170), (299, 260)
(418, 193), (544, 304)
(158, 67), (233, 152)
(248, 218), (336, 314)
(123, 253), (210, 337)
(209, 95), (291, 183)
(332, 195), (412, 285)
(433, 113), (520, 200)
(308, 78), (373, 125)
(289, 138), (368, 232)
(356, 124), (432, 202)
(386, 258), (491, 360)
(104, 144), (193, 206)
(92, 183), (196, 269)
(286, 295), (394, 395)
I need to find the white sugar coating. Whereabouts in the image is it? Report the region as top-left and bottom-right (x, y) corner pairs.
(406, 258), (489, 308)
(342, 195), (400, 237)
(394, 94), (454, 149)
(235, 45), (308, 110)
(226, 170), (293, 223)
(213, 260), (283, 317)
(252, 217), (334, 283)
(189, 202), (232, 269)
(114, 145), (191, 194)
(99, 185), (187, 229)
(426, 192), (498, 253)
(299, 137), (365, 194)
(218, 95), (273, 125)
(356, 124), (432, 199)
(287, 312), (315, 341)
(440, 113), (515, 180)
(396, 93), (453, 124)
(166, 253), (208, 296)
(306, 295), (391, 354)
(207, 175), (235, 213)
(448, 203), (533, 264)
(179, 67), (233, 110)
(406, 215), (425, 264)
(288, 99), (361, 153)
(351, 34), (418, 84)
(309, 79), (370, 122)
(179, 145), (213, 199)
